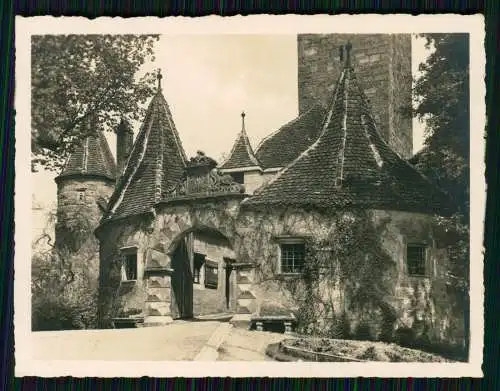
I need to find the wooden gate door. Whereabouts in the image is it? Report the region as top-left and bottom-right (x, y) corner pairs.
(171, 234), (194, 319)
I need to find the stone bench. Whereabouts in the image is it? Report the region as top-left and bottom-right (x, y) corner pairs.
(112, 316), (144, 329)
(251, 314), (296, 334)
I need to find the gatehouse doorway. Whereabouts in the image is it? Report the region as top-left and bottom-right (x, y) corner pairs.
(169, 228), (237, 320)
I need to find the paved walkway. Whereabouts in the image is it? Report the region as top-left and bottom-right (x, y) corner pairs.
(31, 320), (287, 361)
(32, 320), (220, 361)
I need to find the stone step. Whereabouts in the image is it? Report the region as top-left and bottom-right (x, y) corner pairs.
(143, 315), (173, 327)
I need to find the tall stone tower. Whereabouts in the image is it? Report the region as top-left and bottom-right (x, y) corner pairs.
(298, 34), (413, 158)
(54, 118), (117, 254)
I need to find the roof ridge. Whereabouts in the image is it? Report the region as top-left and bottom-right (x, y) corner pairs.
(334, 68), (350, 187)
(108, 108), (155, 216)
(158, 92), (188, 164)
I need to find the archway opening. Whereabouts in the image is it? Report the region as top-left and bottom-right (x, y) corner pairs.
(169, 227), (237, 320)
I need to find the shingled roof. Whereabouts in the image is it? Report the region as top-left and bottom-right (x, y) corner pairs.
(255, 102), (327, 169)
(219, 112), (261, 171)
(103, 71), (188, 221)
(56, 118), (116, 182)
(244, 45), (452, 215)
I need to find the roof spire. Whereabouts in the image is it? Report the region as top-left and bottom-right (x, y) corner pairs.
(345, 41), (352, 68)
(157, 68), (163, 90)
(241, 110), (246, 131)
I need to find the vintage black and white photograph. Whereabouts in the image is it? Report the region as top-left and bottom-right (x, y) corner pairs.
(16, 15), (485, 377)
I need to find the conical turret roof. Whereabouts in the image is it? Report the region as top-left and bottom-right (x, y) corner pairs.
(56, 118), (116, 182)
(245, 45), (452, 215)
(104, 71), (188, 221)
(220, 112), (261, 171)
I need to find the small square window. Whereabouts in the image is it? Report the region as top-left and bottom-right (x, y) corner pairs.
(122, 252), (137, 281)
(77, 189), (86, 202)
(231, 172), (244, 184)
(280, 242), (306, 274)
(406, 244), (427, 276)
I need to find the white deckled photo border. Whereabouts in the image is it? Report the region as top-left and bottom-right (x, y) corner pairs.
(15, 14), (486, 378)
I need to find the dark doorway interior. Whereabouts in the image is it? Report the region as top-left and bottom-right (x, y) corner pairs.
(224, 259), (233, 310)
(171, 236), (194, 319)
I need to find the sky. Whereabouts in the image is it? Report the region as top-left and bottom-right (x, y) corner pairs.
(32, 34), (432, 217)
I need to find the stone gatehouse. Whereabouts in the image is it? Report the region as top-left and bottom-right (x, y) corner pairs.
(54, 35), (466, 351)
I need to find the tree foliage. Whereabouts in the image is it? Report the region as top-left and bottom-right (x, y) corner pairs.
(412, 34), (471, 357)
(31, 34), (159, 171)
(31, 207), (100, 330)
(412, 33), (470, 214)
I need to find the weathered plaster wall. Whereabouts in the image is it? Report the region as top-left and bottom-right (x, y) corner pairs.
(56, 177), (115, 249)
(97, 197), (244, 326)
(55, 176), (115, 328)
(297, 34), (413, 158)
(243, 170), (264, 195)
(192, 231), (236, 315)
(236, 206), (464, 348)
(97, 197), (464, 350)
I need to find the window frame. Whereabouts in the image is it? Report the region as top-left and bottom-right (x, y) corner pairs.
(276, 236), (307, 275)
(120, 246), (138, 282)
(231, 172), (244, 185)
(193, 253), (205, 284)
(204, 260), (219, 289)
(76, 188), (87, 203)
(405, 242), (429, 278)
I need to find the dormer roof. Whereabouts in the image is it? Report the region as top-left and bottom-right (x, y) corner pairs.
(220, 112), (261, 171)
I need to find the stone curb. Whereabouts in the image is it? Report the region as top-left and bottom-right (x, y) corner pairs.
(194, 323), (233, 361)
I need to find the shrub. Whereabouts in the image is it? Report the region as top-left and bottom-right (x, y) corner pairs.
(32, 248), (98, 331)
(329, 312), (351, 340)
(394, 326), (416, 347)
(353, 321), (376, 341)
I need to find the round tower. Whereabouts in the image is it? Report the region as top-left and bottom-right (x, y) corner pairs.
(54, 119), (117, 254)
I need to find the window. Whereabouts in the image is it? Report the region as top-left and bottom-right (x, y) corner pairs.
(231, 172), (244, 184)
(122, 252), (138, 281)
(280, 242), (306, 274)
(76, 188), (86, 202)
(205, 261), (218, 289)
(406, 244), (427, 276)
(193, 253), (205, 284)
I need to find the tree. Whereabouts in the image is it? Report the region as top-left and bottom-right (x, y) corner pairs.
(412, 33), (470, 358)
(31, 34), (159, 171)
(412, 33), (470, 214)
(31, 207), (100, 330)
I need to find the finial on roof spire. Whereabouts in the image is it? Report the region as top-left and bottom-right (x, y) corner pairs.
(241, 111), (246, 130)
(345, 41), (352, 68)
(157, 68), (163, 90)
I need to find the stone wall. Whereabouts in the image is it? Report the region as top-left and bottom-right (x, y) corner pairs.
(96, 197), (465, 351)
(237, 206), (465, 348)
(243, 170), (265, 195)
(96, 197), (244, 327)
(55, 177), (115, 251)
(297, 34), (413, 158)
(192, 231), (236, 315)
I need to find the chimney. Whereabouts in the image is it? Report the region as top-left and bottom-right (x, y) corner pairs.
(116, 117), (134, 175)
